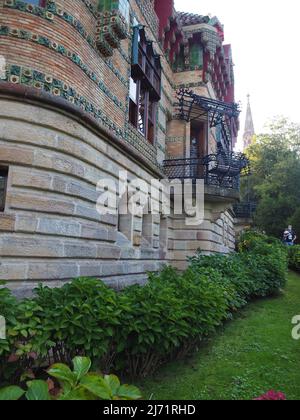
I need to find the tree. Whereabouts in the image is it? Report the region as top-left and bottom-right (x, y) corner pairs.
(245, 118), (300, 239)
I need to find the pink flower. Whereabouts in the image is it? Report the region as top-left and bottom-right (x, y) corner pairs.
(255, 391), (286, 401)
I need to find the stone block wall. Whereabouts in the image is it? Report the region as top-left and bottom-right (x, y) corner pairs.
(0, 98), (168, 295)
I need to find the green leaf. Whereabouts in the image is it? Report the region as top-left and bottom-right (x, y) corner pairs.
(58, 387), (96, 401)
(25, 381), (51, 401)
(104, 374), (121, 396)
(80, 374), (112, 400)
(48, 363), (77, 387)
(72, 357), (91, 381)
(117, 385), (142, 400)
(0, 386), (25, 401)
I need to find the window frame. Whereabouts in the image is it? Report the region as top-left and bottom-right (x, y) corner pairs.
(130, 26), (161, 144)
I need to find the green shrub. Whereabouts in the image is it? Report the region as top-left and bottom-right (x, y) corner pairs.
(0, 231), (288, 385)
(239, 231), (288, 295)
(288, 245), (300, 272)
(189, 231), (287, 306)
(119, 267), (229, 377)
(0, 357), (142, 401)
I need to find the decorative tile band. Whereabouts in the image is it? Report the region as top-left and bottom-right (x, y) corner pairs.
(125, 123), (157, 164)
(0, 25), (128, 107)
(134, 0), (159, 39)
(3, 0), (131, 64)
(3, 0), (55, 20)
(3, 0), (176, 115)
(174, 65), (203, 73)
(157, 143), (166, 153)
(3, 63), (125, 137)
(80, 0), (98, 18)
(2, 64), (159, 166)
(175, 81), (207, 90)
(157, 122), (167, 135)
(166, 136), (185, 143)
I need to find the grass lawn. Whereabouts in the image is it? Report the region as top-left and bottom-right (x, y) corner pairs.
(139, 271), (300, 400)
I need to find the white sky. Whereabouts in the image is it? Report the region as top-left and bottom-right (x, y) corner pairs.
(175, 0), (300, 148)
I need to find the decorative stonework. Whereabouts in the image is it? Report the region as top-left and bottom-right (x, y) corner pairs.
(0, 25), (128, 90)
(166, 136), (185, 143)
(125, 123), (157, 164)
(96, 11), (128, 57)
(4, 0), (54, 20)
(3, 0), (131, 63)
(157, 122), (167, 135)
(2, 63), (160, 166)
(80, 0), (98, 18)
(135, 0), (159, 38)
(3, 63), (125, 137)
(175, 81), (206, 90)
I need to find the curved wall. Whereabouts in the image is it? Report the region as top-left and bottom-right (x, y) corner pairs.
(0, 95), (166, 295)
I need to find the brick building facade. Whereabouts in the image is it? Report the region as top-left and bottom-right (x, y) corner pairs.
(0, 0), (245, 296)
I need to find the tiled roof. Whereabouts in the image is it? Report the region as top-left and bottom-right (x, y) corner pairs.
(176, 12), (210, 26)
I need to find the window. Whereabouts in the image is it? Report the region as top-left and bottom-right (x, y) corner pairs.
(190, 43), (203, 68)
(0, 168), (8, 212)
(129, 26), (161, 144)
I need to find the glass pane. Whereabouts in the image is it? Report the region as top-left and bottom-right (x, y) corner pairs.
(129, 78), (137, 103)
(138, 89), (146, 135)
(148, 121), (154, 143)
(129, 100), (138, 127)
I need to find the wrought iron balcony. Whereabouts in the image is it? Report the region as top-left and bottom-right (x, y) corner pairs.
(175, 89), (241, 150)
(233, 202), (257, 218)
(163, 152), (250, 191)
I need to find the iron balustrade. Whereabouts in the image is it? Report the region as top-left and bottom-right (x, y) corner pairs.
(163, 152), (250, 191)
(233, 202), (257, 218)
(175, 89), (241, 150)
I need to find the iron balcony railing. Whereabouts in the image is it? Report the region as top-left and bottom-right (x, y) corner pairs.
(233, 202), (257, 218)
(163, 152), (250, 191)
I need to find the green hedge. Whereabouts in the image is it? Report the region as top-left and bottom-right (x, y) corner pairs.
(288, 245), (300, 272)
(0, 232), (288, 382)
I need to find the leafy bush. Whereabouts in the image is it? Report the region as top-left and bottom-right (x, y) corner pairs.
(0, 357), (142, 401)
(0, 232), (288, 386)
(120, 267), (229, 377)
(189, 231), (287, 309)
(288, 245), (300, 272)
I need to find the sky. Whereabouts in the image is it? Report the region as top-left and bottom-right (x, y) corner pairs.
(175, 0), (300, 148)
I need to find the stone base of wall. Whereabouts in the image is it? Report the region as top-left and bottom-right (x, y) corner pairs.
(171, 206), (236, 271)
(0, 96), (237, 296)
(234, 218), (253, 237)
